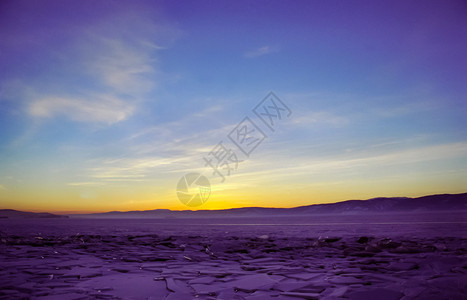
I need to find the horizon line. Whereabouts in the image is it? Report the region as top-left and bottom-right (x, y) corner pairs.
(2, 192), (465, 215)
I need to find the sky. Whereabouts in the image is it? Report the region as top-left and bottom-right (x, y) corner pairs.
(0, 0), (466, 213)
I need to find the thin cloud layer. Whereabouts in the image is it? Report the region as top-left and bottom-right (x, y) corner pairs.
(244, 46), (277, 58)
(28, 95), (134, 124)
(12, 5), (172, 125)
(86, 38), (158, 95)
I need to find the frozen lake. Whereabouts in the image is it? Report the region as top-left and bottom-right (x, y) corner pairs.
(1, 211), (466, 299)
(1, 211), (466, 238)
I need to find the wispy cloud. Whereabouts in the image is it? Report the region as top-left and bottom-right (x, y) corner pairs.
(290, 111), (349, 127)
(0, 184), (5, 190)
(88, 156), (193, 182)
(244, 46), (277, 58)
(309, 142), (467, 172)
(26, 37), (156, 124)
(28, 94), (134, 124)
(21, 8), (173, 125)
(192, 104), (225, 118)
(86, 38), (157, 94)
(125, 102), (239, 157)
(205, 141), (467, 192)
(238, 142), (467, 181)
(67, 182), (104, 187)
(127, 104), (226, 142)
(79, 117), (243, 184)
(372, 99), (439, 118)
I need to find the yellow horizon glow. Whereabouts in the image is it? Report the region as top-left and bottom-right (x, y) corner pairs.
(1, 175), (465, 214)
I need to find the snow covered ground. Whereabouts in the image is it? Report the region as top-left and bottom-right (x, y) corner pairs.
(1, 212), (466, 299)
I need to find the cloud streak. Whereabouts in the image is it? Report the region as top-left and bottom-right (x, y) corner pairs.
(88, 156), (194, 182)
(86, 38), (157, 94)
(20, 7), (171, 125)
(28, 94), (134, 124)
(290, 111), (350, 127)
(229, 142), (467, 185)
(244, 46), (277, 58)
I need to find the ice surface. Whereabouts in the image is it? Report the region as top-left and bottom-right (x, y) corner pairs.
(0, 211), (466, 299)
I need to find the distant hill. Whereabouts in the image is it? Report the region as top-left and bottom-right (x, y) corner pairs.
(0, 209), (68, 219)
(68, 193), (467, 219)
(288, 193), (467, 215)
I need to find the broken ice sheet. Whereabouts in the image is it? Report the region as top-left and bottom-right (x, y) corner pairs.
(224, 274), (277, 292)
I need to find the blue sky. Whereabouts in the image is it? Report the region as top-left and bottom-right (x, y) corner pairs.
(0, 0), (466, 212)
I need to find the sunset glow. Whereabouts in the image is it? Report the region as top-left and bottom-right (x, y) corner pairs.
(1, 1), (466, 213)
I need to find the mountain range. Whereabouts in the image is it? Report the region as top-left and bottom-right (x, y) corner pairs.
(69, 193), (467, 219)
(1, 193), (465, 219)
(0, 209), (67, 219)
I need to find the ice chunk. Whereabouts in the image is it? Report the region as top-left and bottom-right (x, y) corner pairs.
(280, 291), (320, 299)
(347, 288), (403, 300)
(226, 274), (277, 292)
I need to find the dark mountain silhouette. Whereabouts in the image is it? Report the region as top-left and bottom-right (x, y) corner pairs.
(0, 209), (68, 219)
(68, 193), (467, 219)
